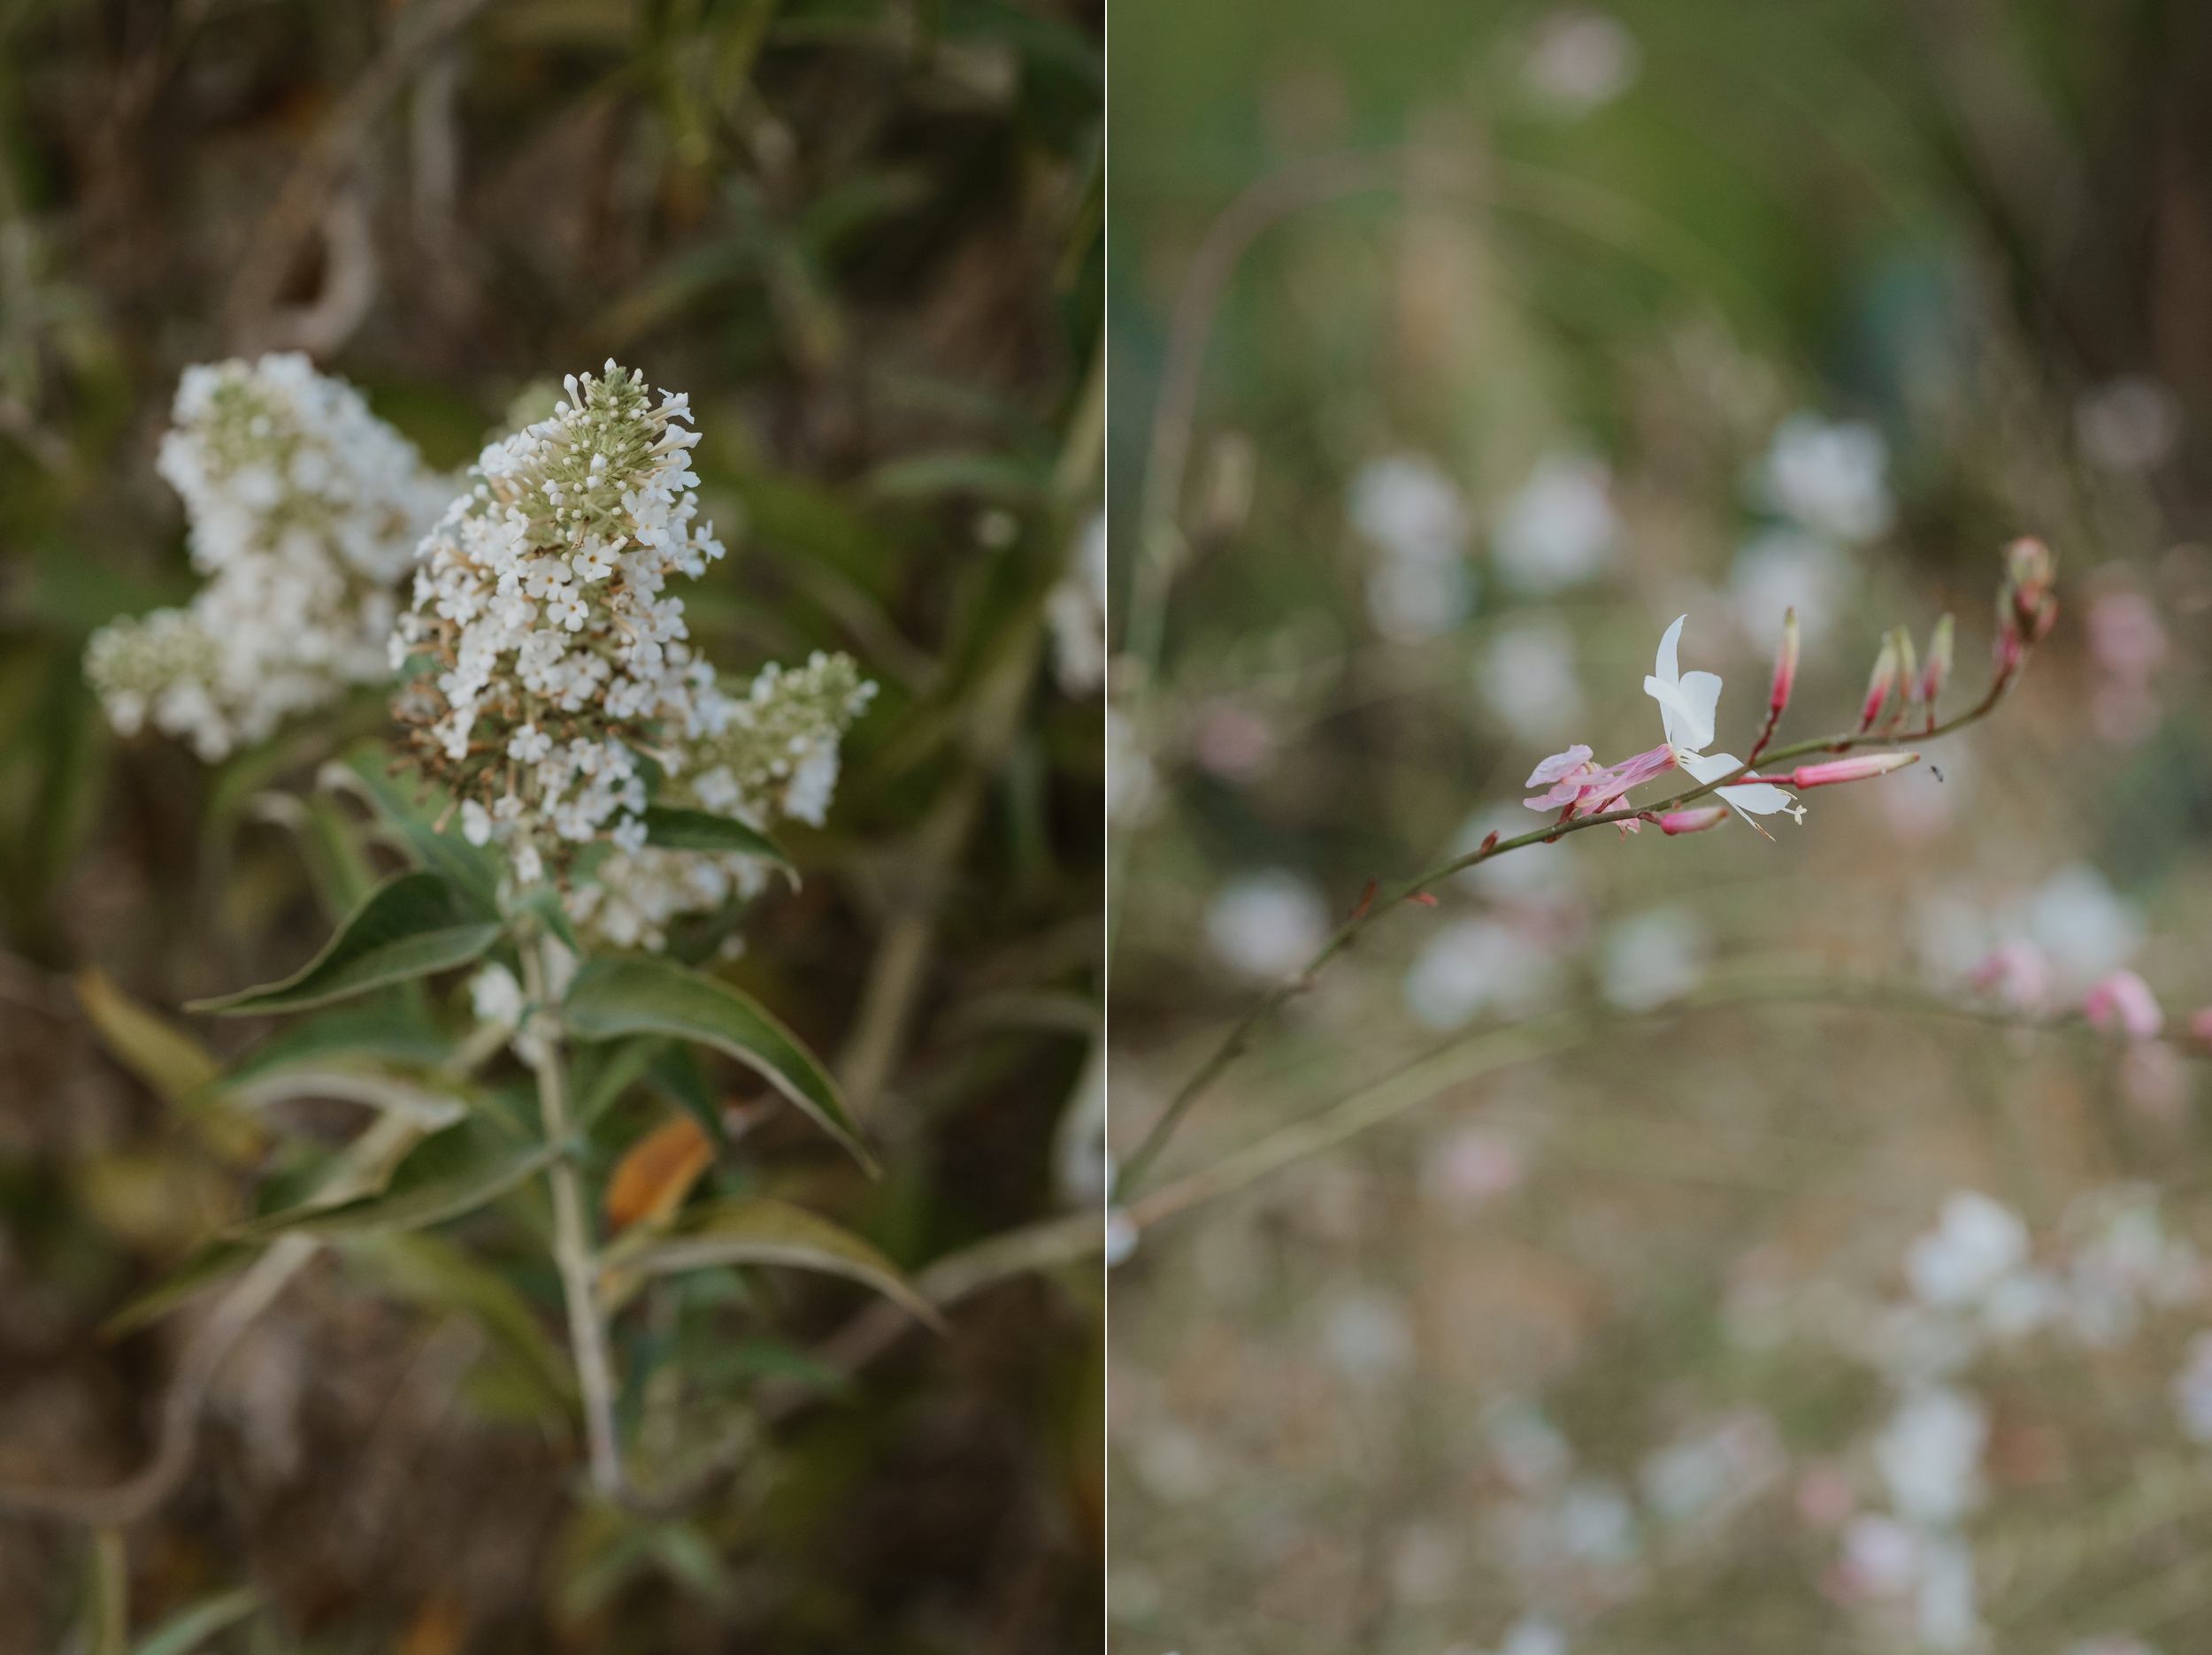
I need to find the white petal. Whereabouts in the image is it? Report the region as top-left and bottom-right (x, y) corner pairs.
(1684, 750), (1797, 819)
(1655, 615), (1686, 686)
(1675, 669), (1722, 752)
(1645, 674), (1702, 752)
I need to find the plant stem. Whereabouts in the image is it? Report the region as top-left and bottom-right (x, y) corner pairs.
(519, 934), (625, 1498)
(1111, 654), (2029, 1197)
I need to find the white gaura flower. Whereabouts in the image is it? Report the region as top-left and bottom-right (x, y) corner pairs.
(1642, 616), (1801, 827)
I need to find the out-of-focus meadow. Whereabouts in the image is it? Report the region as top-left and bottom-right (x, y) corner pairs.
(0, 3), (1100, 1651)
(1107, 4), (2212, 1653)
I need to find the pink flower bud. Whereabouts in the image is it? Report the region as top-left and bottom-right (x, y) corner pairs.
(1858, 634), (1900, 732)
(1920, 614), (1955, 709)
(2004, 535), (2056, 610)
(1656, 805), (1730, 835)
(1969, 940), (2049, 1011)
(1770, 609), (1801, 715)
(1789, 752), (1919, 788)
(2084, 969), (2162, 1040)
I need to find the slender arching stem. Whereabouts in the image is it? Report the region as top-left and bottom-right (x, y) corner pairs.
(519, 932), (625, 1498)
(1110, 653), (2029, 1198)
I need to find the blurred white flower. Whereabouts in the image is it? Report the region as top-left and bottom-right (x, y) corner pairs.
(1486, 1400), (1574, 1491)
(1404, 917), (1563, 1029)
(1728, 527), (1850, 648)
(1107, 709), (1160, 824)
(1494, 1614), (1570, 1655)
(1639, 1412), (1783, 1527)
(1352, 453), (1468, 563)
(1758, 412), (1893, 543)
(1875, 1386), (1985, 1526)
(1907, 1191), (2029, 1310)
(468, 962), (525, 1029)
(1453, 807), (1580, 907)
(1324, 1289), (1413, 1381)
(1478, 620), (1585, 743)
(2170, 1331), (2212, 1444)
(1045, 510), (1107, 694)
(1834, 1512), (1920, 1598)
(1424, 1127), (1525, 1209)
(1206, 870), (1328, 979)
(2063, 1185), (2200, 1346)
(1352, 454), (1475, 640)
(2076, 375), (2180, 473)
(1914, 1531), (1980, 1653)
(1523, 6), (1640, 116)
(1492, 454), (1617, 593)
(1368, 552), (1476, 641)
(86, 353), (450, 760)
(1555, 1477), (1640, 1566)
(2024, 863), (2141, 992)
(1601, 908), (1709, 1012)
(1189, 696), (1276, 778)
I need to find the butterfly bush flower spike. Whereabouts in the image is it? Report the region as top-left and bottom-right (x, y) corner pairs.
(393, 361), (731, 886)
(565, 651), (875, 952)
(87, 353), (450, 758)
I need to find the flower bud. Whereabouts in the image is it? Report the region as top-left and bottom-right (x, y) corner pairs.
(2004, 536), (2055, 611)
(1789, 751), (1919, 787)
(1920, 614), (1954, 709)
(2084, 969), (2162, 1040)
(1656, 805), (1730, 835)
(1858, 634), (1901, 732)
(1890, 627), (1917, 720)
(1769, 608), (1800, 715)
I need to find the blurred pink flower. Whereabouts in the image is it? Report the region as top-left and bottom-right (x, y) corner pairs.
(1969, 940), (2051, 1012)
(2086, 590), (2168, 681)
(2189, 1006), (2212, 1046)
(1191, 698), (1276, 778)
(2084, 969), (2162, 1039)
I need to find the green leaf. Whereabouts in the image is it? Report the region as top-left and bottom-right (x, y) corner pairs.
(127, 1587), (262, 1655)
(223, 1061), (475, 1133)
(344, 1231), (575, 1415)
(616, 1197), (941, 1329)
(188, 872), (501, 1016)
(74, 968), (219, 1105)
(641, 807), (795, 883)
(323, 747), (503, 908)
(561, 957), (874, 1173)
(223, 996), (451, 1084)
(227, 1125), (557, 1240)
(125, 1583), (261, 1654)
(572, 1037), (667, 1130)
(511, 884), (580, 954)
(100, 1238), (268, 1338)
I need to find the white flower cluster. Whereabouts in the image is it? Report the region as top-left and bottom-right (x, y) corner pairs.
(564, 651), (875, 952)
(393, 361), (731, 884)
(86, 353), (449, 759)
(1830, 1187), (2205, 1651)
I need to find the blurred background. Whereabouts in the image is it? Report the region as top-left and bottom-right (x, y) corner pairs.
(1106, 3), (2212, 1653)
(0, 1), (1100, 1651)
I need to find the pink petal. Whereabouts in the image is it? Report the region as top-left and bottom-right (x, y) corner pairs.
(2085, 969), (2162, 1040)
(1525, 745), (1594, 787)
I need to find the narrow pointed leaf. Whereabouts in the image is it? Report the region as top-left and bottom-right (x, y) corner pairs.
(227, 1130), (557, 1240)
(127, 1587), (262, 1655)
(618, 1197), (942, 1329)
(188, 872), (501, 1015)
(100, 1237), (268, 1338)
(561, 957), (873, 1173)
(222, 996), (451, 1084)
(75, 969), (219, 1105)
(641, 806), (795, 882)
(323, 747), (503, 906)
